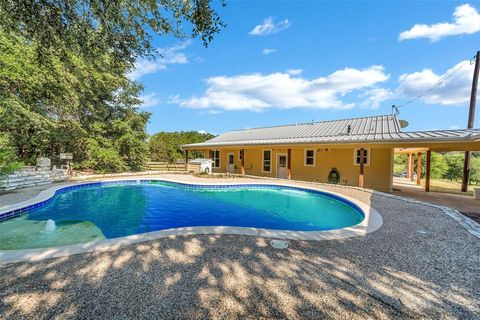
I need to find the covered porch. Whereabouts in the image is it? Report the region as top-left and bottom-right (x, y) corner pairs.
(394, 138), (480, 193)
(392, 176), (480, 222)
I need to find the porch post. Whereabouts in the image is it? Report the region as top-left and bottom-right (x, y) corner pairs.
(185, 149), (189, 172)
(406, 153), (411, 179)
(410, 153), (415, 182)
(287, 148), (292, 179)
(425, 151), (431, 192)
(359, 148), (365, 188)
(240, 149), (245, 175)
(416, 152), (422, 185)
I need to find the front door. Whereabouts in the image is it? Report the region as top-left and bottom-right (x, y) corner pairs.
(277, 154), (287, 179)
(227, 153), (235, 173)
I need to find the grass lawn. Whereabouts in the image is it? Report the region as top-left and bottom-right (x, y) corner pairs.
(422, 179), (477, 196)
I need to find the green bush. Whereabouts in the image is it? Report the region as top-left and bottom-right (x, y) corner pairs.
(0, 30), (149, 174)
(75, 139), (126, 173)
(149, 131), (215, 162)
(393, 154), (406, 175)
(470, 156), (480, 185)
(0, 133), (23, 178)
(443, 152), (464, 181)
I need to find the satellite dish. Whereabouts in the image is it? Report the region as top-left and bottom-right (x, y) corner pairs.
(399, 120), (409, 129)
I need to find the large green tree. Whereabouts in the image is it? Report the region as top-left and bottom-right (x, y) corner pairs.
(0, 133), (22, 179)
(394, 152), (448, 179)
(0, 30), (150, 172)
(0, 1), (224, 173)
(149, 131), (215, 162)
(443, 152), (465, 181)
(0, 0), (225, 64)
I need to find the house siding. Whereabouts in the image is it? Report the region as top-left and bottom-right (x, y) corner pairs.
(200, 146), (393, 192)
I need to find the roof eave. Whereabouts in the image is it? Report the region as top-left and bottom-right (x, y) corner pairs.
(182, 134), (480, 148)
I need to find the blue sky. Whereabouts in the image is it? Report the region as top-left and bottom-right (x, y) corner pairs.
(131, 1), (480, 135)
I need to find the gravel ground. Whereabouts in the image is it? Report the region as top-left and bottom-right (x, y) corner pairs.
(0, 175), (479, 319)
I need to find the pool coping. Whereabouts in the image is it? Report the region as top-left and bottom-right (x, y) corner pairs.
(0, 178), (383, 264)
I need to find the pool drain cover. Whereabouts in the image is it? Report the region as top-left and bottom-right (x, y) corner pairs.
(270, 240), (288, 249)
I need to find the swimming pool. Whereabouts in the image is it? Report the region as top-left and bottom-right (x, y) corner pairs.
(0, 180), (370, 250)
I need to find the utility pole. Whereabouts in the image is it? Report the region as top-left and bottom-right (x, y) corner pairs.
(461, 51), (480, 192)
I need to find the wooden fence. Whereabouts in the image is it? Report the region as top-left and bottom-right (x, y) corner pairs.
(145, 162), (185, 172)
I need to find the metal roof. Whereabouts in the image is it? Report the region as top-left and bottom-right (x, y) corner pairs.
(182, 114), (480, 148)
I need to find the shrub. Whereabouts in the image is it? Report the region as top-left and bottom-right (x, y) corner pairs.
(76, 138), (126, 173)
(0, 133), (23, 179)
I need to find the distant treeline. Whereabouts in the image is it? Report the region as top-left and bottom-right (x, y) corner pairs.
(149, 131), (215, 163)
(394, 152), (480, 185)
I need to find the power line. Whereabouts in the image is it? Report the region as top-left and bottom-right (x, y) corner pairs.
(394, 53), (477, 110)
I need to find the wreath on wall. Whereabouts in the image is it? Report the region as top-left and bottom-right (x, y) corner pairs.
(328, 167), (340, 184)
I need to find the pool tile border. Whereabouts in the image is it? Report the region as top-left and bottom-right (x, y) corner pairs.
(0, 178), (383, 264)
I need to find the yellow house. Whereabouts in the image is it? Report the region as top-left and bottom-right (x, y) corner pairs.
(182, 114), (480, 193)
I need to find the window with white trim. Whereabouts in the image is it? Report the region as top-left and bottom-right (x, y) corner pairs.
(210, 150), (220, 168)
(354, 148), (370, 166)
(262, 150), (272, 172)
(304, 149), (315, 166)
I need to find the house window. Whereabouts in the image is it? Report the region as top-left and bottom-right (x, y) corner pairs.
(239, 150), (243, 161)
(262, 150), (272, 172)
(354, 148), (370, 166)
(210, 150), (220, 168)
(304, 149), (315, 167)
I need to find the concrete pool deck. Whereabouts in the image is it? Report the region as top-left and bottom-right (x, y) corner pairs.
(0, 174), (479, 319)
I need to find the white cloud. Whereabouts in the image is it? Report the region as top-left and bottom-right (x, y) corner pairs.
(287, 69), (303, 76)
(128, 60), (167, 80)
(399, 4), (480, 41)
(206, 110), (222, 115)
(397, 60), (475, 105)
(262, 48), (276, 55)
(249, 17), (290, 36)
(450, 125), (461, 130)
(127, 41), (190, 80)
(140, 93), (161, 108)
(171, 66), (390, 112)
(361, 88), (392, 109)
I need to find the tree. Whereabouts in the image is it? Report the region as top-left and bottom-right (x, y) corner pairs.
(0, 1), (225, 173)
(443, 152), (464, 181)
(0, 133), (22, 178)
(0, 0), (225, 65)
(393, 154), (407, 175)
(149, 131), (215, 162)
(418, 152), (448, 179)
(0, 30), (150, 172)
(470, 155), (480, 185)
(430, 153), (448, 179)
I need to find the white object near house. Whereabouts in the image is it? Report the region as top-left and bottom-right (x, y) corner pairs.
(59, 153), (73, 160)
(474, 188), (480, 200)
(36, 157), (51, 170)
(188, 158), (213, 174)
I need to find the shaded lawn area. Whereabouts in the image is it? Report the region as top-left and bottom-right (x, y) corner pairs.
(424, 179), (476, 196)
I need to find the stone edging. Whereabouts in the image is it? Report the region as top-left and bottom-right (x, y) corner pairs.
(0, 178), (383, 264)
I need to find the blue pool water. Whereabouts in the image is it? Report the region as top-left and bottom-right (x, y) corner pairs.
(0, 181), (364, 249)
